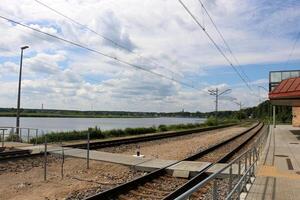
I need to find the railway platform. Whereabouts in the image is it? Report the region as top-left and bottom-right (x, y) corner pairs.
(12, 143), (241, 177)
(246, 125), (300, 200)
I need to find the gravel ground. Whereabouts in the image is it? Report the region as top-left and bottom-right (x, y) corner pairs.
(189, 125), (264, 199)
(189, 178), (238, 200)
(0, 155), (143, 200)
(99, 125), (250, 160)
(197, 124), (262, 162)
(118, 175), (187, 200)
(228, 125), (266, 162)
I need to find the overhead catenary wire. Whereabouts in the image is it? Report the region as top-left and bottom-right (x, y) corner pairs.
(197, 0), (252, 84)
(178, 0), (252, 91)
(33, 0), (183, 80)
(286, 31), (300, 64)
(0, 15), (201, 91)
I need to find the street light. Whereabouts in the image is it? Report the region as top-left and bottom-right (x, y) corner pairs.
(16, 45), (29, 138)
(208, 88), (232, 124)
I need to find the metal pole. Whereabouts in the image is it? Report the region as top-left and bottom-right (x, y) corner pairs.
(87, 131), (90, 169)
(44, 134), (47, 181)
(273, 106), (276, 128)
(2, 130), (4, 147)
(216, 88), (218, 124)
(238, 159), (241, 178)
(229, 165), (233, 195)
(212, 179), (218, 200)
(35, 129), (38, 146)
(20, 128), (22, 142)
(61, 145), (64, 179)
(27, 128), (30, 143)
(16, 48), (25, 137)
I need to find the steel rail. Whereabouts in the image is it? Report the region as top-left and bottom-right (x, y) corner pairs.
(0, 149), (32, 160)
(85, 122), (262, 200)
(163, 123), (264, 200)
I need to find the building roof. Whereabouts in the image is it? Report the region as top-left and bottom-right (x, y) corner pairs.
(269, 77), (300, 106)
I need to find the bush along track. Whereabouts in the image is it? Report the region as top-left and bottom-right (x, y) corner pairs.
(29, 118), (239, 144)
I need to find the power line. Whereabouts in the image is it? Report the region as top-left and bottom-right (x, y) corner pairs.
(33, 0), (183, 80)
(286, 31), (300, 64)
(197, 0), (252, 84)
(0, 15), (201, 91)
(178, 0), (252, 91)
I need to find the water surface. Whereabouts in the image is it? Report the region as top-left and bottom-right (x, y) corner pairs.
(0, 117), (205, 133)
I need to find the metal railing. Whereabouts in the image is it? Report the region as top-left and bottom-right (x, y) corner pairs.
(0, 126), (40, 144)
(175, 124), (270, 200)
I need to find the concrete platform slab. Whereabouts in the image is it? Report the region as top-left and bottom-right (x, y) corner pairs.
(168, 161), (211, 172)
(167, 161), (211, 177)
(17, 144), (245, 177)
(173, 170), (190, 178)
(246, 125), (300, 200)
(134, 159), (177, 171)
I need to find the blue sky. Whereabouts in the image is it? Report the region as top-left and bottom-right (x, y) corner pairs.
(0, 0), (299, 112)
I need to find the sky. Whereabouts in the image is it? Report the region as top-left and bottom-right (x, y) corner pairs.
(0, 0), (299, 112)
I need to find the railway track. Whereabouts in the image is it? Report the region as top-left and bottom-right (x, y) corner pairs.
(64, 123), (236, 150)
(85, 122), (264, 200)
(0, 149), (32, 160)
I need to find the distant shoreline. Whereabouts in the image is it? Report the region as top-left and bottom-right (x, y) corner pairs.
(0, 108), (208, 119)
(0, 114), (203, 119)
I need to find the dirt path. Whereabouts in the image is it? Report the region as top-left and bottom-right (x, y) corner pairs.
(100, 125), (251, 160)
(0, 156), (142, 200)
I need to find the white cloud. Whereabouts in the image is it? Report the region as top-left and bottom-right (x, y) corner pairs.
(0, 0), (299, 111)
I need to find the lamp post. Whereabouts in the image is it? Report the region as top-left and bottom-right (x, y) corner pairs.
(208, 88), (232, 124)
(16, 46), (29, 138)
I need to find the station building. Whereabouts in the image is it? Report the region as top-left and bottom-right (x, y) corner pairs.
(268, 70), (300, 126)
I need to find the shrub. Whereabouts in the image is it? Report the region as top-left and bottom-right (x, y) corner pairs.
(30, 119), (236, 144)
(5, 133), (20, 142)
(204, 116), (218, 126)
(158, 124), (168, 132)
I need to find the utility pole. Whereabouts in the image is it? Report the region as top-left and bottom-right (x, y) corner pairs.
(16, 46), (29, 138)
(233, 101), (244, 121)
(208, 88), (232, 124)
(235, 101), (243, 110)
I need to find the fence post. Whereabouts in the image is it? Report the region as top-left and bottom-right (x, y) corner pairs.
(2, 129), (5, 147)
(238, 159), (241, 179)
(35, 129), (38, 146)
(212, 179), (218, 200)
(44, 134), (47, 181)
(87, 131), (90, 169)
(228, 165), (233, 195)
(27, 128), (30, 143)
(20, 128), (22, 142)
(249, 150), (252, 176)
(245, 152), (248, 173)
(61, 145), (64, 179)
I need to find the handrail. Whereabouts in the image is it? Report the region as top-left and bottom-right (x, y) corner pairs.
(175, 124), (269, 200)
(0, 126), (39, 131)
(0, 126), (41, 144)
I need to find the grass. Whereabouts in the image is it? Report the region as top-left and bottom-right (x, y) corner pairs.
(29, 117), (239, 144)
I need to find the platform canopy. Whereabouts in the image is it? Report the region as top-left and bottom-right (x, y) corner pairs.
(269, 77), (300, 106)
